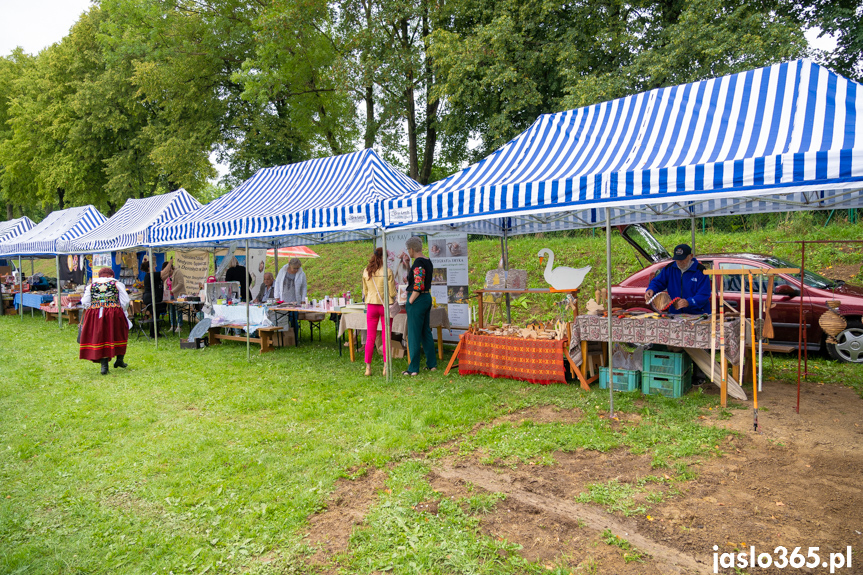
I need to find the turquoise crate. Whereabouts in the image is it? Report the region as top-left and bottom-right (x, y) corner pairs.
(642, 369), (693, 398)
(599, 367), (641, 392)
(643, 349), (691, 377)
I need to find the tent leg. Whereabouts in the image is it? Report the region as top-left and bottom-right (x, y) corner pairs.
(246, 240), (251, 362)
(149, 248), (157, 349)
(19, 256), (23, 322)
(691, 218), (696, 252)
(382, 230), (393, 382)
(503, 227), (511, 323)
(55, 256), (62, 329)
(606, 211), (614, 417)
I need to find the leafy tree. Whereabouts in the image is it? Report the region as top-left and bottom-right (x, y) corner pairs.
(0, 48), (35, 219)
(796, 0), (863, 82)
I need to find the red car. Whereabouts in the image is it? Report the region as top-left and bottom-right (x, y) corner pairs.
(611, 224), (863, 363)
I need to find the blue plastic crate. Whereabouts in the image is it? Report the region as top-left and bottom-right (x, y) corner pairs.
(641, 370), (693, 398)
(599, 367), (641, 392)
(643, 349), (691, 377)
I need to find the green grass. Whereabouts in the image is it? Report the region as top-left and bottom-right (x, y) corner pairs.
(4, 220), (863, 573)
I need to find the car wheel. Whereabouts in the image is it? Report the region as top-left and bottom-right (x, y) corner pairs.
(826, 319), (863, 363)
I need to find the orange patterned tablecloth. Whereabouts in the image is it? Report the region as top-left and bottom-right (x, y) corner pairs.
(458, 333), (567, 385)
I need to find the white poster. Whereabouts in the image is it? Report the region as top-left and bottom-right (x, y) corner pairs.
(246, 249), (267, 292)
(376, 231), (415, 290)
(430, 285), (448, 305)
(426, 230), (469, 328)
(93, 253), (112, 268)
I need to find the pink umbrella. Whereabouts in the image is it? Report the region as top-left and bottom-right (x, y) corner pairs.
(266, 246), (319, 258)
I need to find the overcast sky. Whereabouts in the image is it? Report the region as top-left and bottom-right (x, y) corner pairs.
(0, 0), (93, 56)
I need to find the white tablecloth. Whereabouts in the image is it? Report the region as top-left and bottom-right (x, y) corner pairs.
(208, 304), (272, 332)
(338, 306), (451, 338)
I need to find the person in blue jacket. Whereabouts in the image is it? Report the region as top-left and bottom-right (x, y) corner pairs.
(644, 244), (711, 314)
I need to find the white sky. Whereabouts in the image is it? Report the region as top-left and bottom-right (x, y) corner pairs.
(0, 1), (840, 182)
(0, 0), (93, 57)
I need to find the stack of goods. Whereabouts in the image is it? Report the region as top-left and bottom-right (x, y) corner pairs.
(470, 320), (568, 340)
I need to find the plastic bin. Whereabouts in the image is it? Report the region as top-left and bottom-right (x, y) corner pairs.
(599, 367), (641, 392)
(642, 369), (693, 398)
(643, 349), (691, 377)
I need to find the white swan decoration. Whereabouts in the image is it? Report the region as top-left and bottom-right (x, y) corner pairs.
(537, 248), (591, 291)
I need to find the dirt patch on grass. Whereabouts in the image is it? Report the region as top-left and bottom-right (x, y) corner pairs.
(819, 263), (862, 282)
(304, 467), (388, 571)
(428, 381), (863, 574)
(301, 380), (862, 574)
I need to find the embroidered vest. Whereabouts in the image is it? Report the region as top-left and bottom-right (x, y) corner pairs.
(90, 280), (121, 308)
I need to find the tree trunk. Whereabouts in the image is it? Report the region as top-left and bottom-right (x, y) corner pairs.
(401, 18), (419, 181)
(418, 8), (437, 185)
(6, 204), (12, 220)
(362, 0), (376, 149)
(57, 188), (65, 210)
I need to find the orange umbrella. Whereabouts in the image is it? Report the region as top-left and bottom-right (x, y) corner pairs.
(266, 246), (319, 258)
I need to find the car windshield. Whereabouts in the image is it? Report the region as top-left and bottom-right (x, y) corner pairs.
(763, 256), (838, 289)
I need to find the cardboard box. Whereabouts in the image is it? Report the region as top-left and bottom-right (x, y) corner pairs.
(277, 328), (295, 347)
(180, 338), (208, 350)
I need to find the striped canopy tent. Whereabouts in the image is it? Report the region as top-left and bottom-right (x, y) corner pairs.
(383, 59), (863, 235)
(0, 216), (35, 244)
(58, 189), (202, 254)
(150, 149), (420, 249)
(0, 206), (107, 257)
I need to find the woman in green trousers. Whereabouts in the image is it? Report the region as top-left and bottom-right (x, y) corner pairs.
(403, 236), (437, 375)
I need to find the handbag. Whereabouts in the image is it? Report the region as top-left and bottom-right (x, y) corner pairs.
(77, 311), (86, 343)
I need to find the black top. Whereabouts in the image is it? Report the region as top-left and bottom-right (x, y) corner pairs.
(407, 257), (433, 293)
(142, 271), (164, 308)
(225, 265), (249, 301)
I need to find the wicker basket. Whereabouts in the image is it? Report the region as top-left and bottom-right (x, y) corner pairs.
(819, 300), (846, 344)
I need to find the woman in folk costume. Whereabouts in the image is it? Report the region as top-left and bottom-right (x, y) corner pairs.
(79, 267), (132, 375)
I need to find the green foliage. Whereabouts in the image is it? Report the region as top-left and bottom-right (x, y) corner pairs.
(576, 480), (649, 517)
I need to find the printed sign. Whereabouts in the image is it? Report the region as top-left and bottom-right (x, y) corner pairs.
(175, 250), (210, 293)
(427, 230), (469, 328)
(388, 207), (413, 224)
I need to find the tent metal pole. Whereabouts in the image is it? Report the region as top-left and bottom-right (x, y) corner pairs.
(148, 248), (157, 349)
(606, 212), (614, 417)
(55, 256), (62, 329)
(246, 240), (251, 362)
(274, 243), (279, 276)
(503, 226), (511, 323)
(18, 256), (23, 322)
(381, 229), (393, 382)
(691, 218), (696, 252)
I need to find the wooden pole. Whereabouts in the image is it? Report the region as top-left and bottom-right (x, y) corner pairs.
(710, 272), (716, 383)
(749, 273), (758, 430)
(739, 272), (746, 371)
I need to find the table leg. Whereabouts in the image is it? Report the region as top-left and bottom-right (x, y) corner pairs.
(208, 327), (220, 346)
(348, 329), (356, 362)
(436, 326), (443, 360)
(477, 296), (483, 328)
(443, 336), (463, 375)
(580, 340), (588, 373)
(261, 331), (271, 353)
(563, 343), (591, 391)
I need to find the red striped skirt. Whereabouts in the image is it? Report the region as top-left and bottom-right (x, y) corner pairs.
(79, 307), (129, 361)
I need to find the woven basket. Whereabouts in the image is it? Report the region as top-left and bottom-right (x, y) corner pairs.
(651, 291), (673, 312)
(819, 301), (846, 344)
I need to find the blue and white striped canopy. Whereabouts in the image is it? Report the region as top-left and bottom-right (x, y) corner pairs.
(0, 217), (35, 244)
(0, 206), (107, 257)
(151, 149), (420, 248)
(384, 59), (863, 235)
(58, 189), (202, 254)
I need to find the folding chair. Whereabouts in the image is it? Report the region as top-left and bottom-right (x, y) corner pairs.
(135, 303), (165, 340)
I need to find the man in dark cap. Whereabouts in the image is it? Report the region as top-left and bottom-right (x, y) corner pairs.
(644, 244), (711, 314)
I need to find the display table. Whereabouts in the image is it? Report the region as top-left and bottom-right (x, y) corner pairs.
(456, 333), (568, 385)
(14, 293), (54, 311)
(42, 307), (81, 325)
(337, 307), (451, 362)
(208, 304), (272, 332)
(269, 306), (347, 355)
(570, 314), (743, 366)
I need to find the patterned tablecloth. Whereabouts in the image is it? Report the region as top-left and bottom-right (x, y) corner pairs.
(337, 306), (451, 338)
(208, 304), (272, 332)
(571, 314), (744, 365)
(458, 333), (567, 385)
(40, 294), (82, 313)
